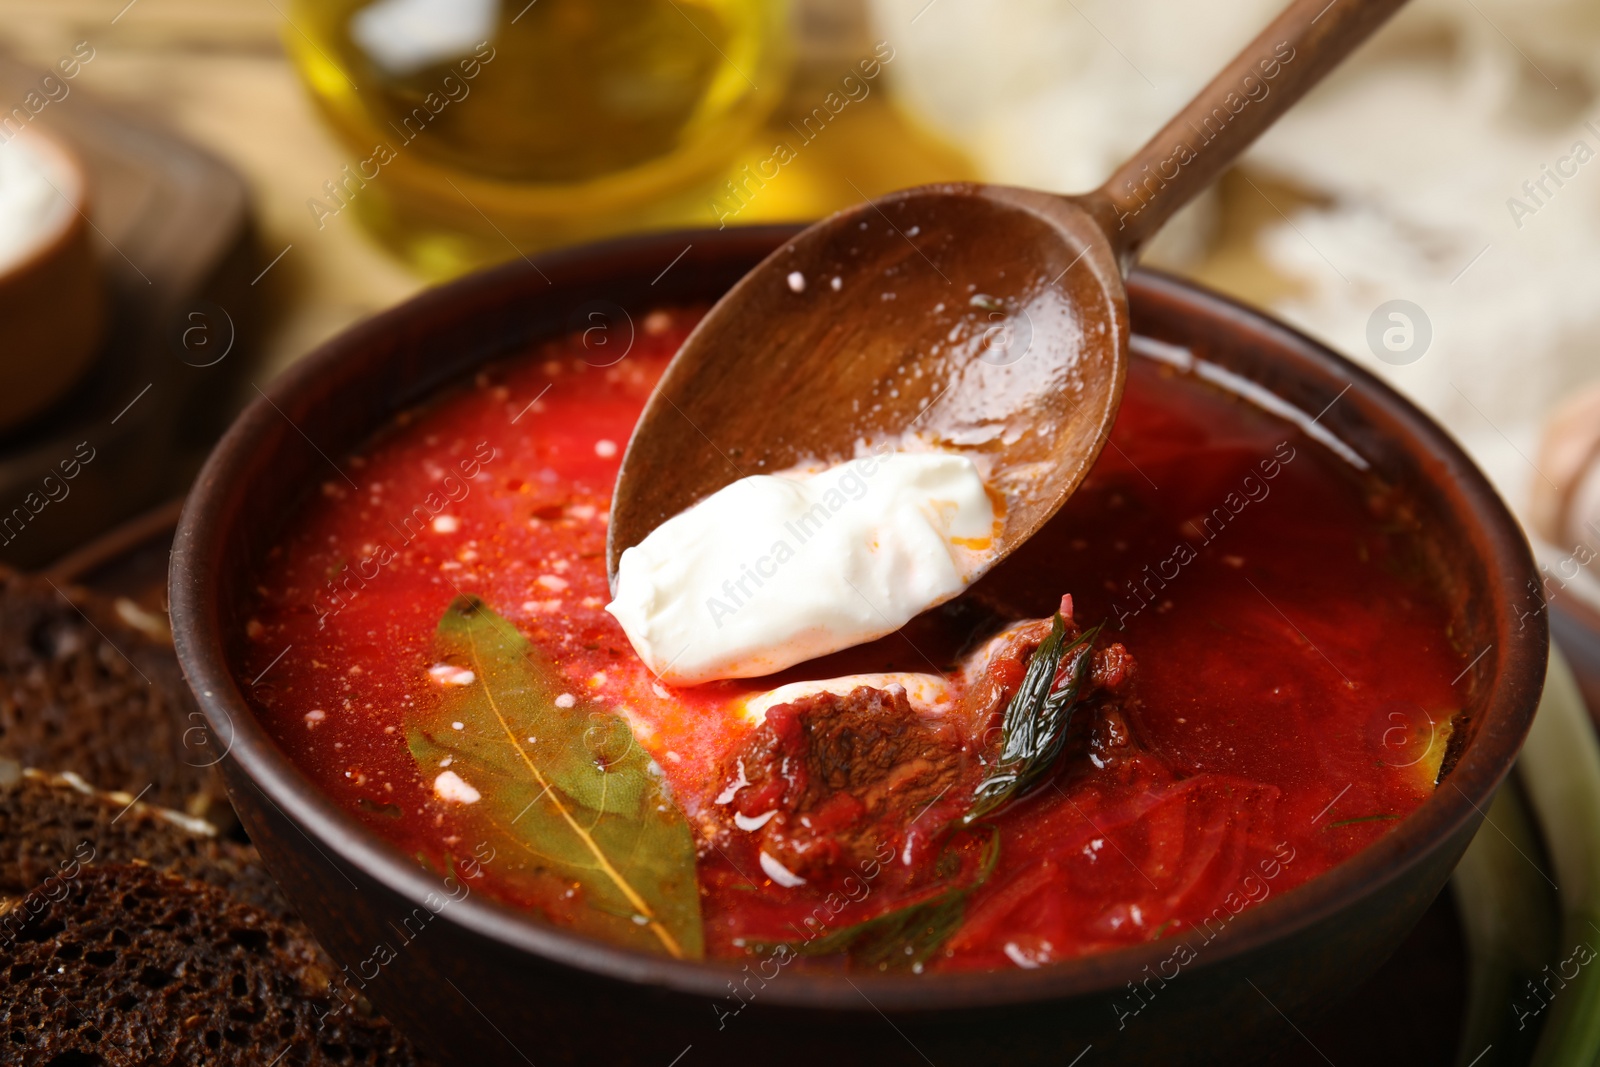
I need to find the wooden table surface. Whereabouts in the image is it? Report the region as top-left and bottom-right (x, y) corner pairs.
(0, 0), (1293, 381)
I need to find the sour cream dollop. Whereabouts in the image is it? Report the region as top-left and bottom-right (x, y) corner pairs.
(606, 451), (995, 685)
(0, 137), (69, 274)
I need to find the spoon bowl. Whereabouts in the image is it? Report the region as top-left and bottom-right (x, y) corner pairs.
(609, 0), (1410, 587)
(607, 184), (1127, 587)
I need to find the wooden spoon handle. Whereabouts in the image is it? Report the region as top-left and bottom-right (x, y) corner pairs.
(1094, 0), (1408, 259)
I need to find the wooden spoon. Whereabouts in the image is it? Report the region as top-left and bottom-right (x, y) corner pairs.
(609, 0), (1407, 586)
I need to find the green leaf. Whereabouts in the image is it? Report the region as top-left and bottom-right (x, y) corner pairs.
(407, 596), (703, 958)
(755, 828), (1001, 971)
(965, 616), (1099, 823)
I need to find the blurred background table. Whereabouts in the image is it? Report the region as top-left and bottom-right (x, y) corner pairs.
(0, 0), (1305, 382)
(0, 0), (1008, 380)
(0, 0), (1335, 575)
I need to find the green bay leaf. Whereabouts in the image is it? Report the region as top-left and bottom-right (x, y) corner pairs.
(407, 596), (703, 958)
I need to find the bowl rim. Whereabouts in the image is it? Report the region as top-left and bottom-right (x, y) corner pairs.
(170, 223), (1547, 1013)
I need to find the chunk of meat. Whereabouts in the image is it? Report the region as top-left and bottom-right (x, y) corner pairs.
(1090, 641), (1136, 692)
(716, 596), (1137, 886)
(721, 685), (977, 884)
(957, 596), (1134, 747)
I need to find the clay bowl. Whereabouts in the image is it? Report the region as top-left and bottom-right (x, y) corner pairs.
(170, 224), (1545, 1067)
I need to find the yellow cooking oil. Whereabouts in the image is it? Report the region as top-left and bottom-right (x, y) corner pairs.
(285, 0), (791, 276)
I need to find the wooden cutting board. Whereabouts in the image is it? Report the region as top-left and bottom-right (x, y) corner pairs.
(0, 52), (258, 570)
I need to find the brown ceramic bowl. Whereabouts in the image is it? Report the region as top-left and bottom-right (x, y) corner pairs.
(170, 224), (1545, 1066)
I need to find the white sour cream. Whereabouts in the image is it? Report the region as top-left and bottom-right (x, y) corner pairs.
(607, 451), (995, 685)
(0, 137), (68, 274)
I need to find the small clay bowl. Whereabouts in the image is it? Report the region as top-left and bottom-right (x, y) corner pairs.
(0, 128), (104, 429)
(170, 224), (1546, 1066)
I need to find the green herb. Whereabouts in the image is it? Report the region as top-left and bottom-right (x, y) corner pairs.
(407, 596), (703, 958)
(1324, 813), (1402, 829)
(758, 829), (1001, 971)
(357, 797), (403, 819)
(965, 616), (1099, 823)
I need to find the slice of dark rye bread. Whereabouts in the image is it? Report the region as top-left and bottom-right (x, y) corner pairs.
(0, 568), (230, 824)
(0, 767), (436, 1063)
(2, 862), (435, 1066)
(0, 764), (289, 920)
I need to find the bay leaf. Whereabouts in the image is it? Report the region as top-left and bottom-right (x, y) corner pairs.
(407, 595), (703, 958)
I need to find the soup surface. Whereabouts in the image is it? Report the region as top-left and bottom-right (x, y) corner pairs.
(239, 307), (1464, 972)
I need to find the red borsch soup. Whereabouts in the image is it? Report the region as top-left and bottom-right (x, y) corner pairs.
(237, 306), (1464, 973)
